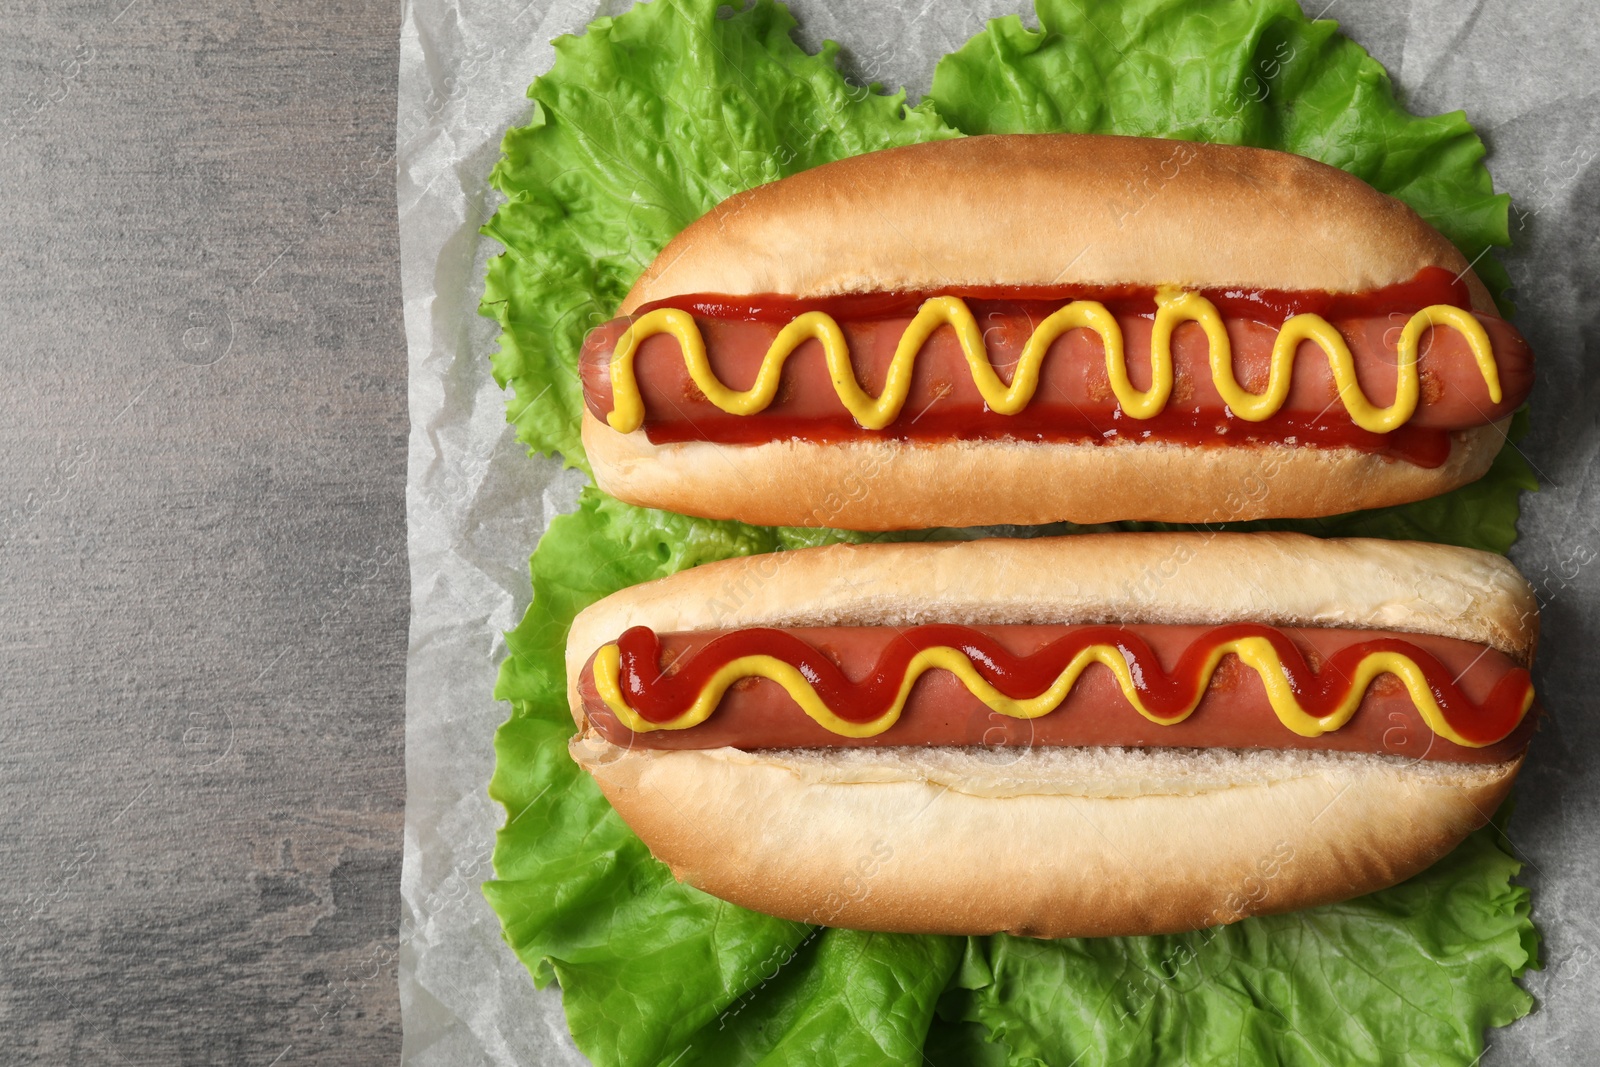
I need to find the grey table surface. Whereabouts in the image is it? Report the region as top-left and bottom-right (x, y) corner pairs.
(3, 0), (1598, 1065)
(1, 0), (407, 1063)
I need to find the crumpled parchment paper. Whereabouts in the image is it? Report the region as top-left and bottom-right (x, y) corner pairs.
(395, 1), (1600, 1062)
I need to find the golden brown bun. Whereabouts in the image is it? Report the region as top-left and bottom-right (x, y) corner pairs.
(564, 534), (1537, 936)
(594, 134), (1507, 527)
(623, 134), (1497, 314)
(585, 412), (1510, 529)
(570, 740), (1519, 937)
(564, 533), (1539, 679)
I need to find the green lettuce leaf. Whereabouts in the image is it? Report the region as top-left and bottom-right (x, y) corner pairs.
(479, 0), (1539, 1064)
(936, 819), (1535, 1066)
(480, 0), (955, 471)
(486, 489), (962, 1064)
(928, 0), (1514, 310)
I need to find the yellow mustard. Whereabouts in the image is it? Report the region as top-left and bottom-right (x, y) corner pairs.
(605, 293), (1502, 434)
(591, 638), (1532, 748)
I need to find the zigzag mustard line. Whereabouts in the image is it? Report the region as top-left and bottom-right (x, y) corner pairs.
(604, 293), (1503, 434)
(590, 641), (1533, 748)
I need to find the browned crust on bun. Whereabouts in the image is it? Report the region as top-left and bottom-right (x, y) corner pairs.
(570, 739), (1519, 937)
(622, 133), (1497, 315)
(584, 411), (1511, 529)
(563, 534), (1537, 936)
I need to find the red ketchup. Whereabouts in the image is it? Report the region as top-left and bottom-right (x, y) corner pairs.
(579, 267), (1534, 467)
(579, 622), (1536, 762)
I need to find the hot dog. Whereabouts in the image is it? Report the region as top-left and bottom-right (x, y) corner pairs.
(578, 134), (1535, 528)
(565, 533), (1539, 937)
(578, 624), (1534, 761)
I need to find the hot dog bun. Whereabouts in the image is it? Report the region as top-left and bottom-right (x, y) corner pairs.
(565, 533), (1537, 937)
(587, 134), (1518, 529)
(583, 412), (1511, 528)
(620, 134), (1496, 313)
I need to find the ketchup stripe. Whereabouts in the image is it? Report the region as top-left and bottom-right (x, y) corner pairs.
(612, 623), (1531, 747)
(634, 266), (1474, 325)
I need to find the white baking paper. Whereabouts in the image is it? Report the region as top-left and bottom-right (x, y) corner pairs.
(395, 1), (1600, 1063)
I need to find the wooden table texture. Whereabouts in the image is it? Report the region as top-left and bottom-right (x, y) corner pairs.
(1, 1), (406, 1063)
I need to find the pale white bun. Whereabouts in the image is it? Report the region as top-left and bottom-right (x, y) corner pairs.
(591, 133), (1508, 528)
(566, 534), (1537, 936)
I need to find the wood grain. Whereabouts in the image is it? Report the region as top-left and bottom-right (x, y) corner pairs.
(0, 1), (405, 1063)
